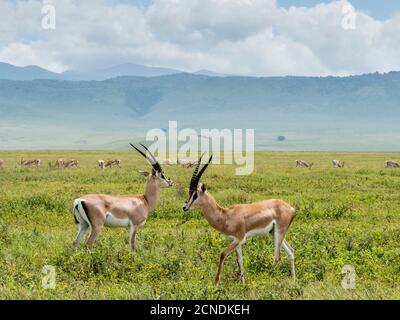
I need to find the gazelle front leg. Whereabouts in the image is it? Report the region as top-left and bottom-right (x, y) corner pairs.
(236, 245), (245, 284)
(215, 239), (241, 285)
(129, 223), (138, 251)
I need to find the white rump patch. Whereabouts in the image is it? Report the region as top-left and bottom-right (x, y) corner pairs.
(105, 212), (130, 228)
(246, 220), (275, 238)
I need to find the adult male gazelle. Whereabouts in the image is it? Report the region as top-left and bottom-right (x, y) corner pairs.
(332, 160), (345, 168)
(182, 155), (296, 285)
(72, 144), (173, 251)
(295, 160), (313, 169)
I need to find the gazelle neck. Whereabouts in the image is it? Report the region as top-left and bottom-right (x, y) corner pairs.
(199, 192), (227, 232)
(144, 178), (160, 212)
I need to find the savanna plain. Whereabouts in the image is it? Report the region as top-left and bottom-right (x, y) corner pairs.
(0, 151), (399, 300)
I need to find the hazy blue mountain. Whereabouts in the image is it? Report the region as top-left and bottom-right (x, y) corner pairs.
(1, 72), (400, 150)
(194, 69), (228, 77)
(0, 62), (60, 80)
(62, 63), (182, 80)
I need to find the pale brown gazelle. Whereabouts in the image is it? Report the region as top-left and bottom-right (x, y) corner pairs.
(105, 159), (121, 168)
(21, 159), (41, 168)
(0, 159), (4, 168)
(72, 144), (173, 251)
(49, 159), (65, 169)
(65, 159), (79, 168)
(385, 160), (400, 168)
(295, 159), (313, 169)
(332, 160), (345, 168)
(182, 155), (296, 285)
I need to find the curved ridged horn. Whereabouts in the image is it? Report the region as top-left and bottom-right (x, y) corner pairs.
(190, 154), (213, 191)
(130, 143), (162, 172)
(190, 153), (205, 191)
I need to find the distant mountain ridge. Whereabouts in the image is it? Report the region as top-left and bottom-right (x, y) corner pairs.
(0, 62), (228, 81)
(1, 71), (400, 150)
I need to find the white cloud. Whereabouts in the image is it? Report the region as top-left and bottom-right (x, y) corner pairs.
(0, 0), (399, 76)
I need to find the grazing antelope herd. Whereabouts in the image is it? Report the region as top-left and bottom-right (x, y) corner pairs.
(0, 150), (400, 285)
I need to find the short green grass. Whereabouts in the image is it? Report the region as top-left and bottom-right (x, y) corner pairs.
(1, 151), (400, 300)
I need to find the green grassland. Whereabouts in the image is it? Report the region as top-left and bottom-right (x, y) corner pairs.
(0, 151), (400, 300)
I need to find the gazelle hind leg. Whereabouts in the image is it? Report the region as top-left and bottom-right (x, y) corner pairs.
(273, 224), (285, 266)
(85, 223), (103, 250)
(282, 239), (295, 279)
(73, 222), (89, 248)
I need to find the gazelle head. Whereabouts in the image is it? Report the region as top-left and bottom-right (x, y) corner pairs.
(183, 153), (213, 212)
(130, 143), (174, 188)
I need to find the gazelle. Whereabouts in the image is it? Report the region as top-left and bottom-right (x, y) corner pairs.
(72, 144), (173, 251)
(178, 158), (199, 168)
(162, 159), (176, 166)
(332, 160), (344, 168)
(65, 159), (79, 168)
(21, 159), (41, 168)
(385, 160), (400, 168)
(295, 160), (313, 169)
(49, 159), (65, 168)
(98, 160), (105, 169)
(0, 159), (4, 168)
(105, 159), (121, 168)
(182, 155), (296, 285)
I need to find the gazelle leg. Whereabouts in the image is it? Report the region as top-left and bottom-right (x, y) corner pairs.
(273, 225), (285, 266)
(215, 239), (241, 285)
(129, 223), (138, 251)
(236, 245), (245, 284)
(282, 239), (296, 280)
(73, 223), (89, 248)
(85, 224), (103, 250)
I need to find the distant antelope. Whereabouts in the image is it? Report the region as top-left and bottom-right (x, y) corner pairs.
(72, 144), (173, 251)
(0, 159), (4, 168)
(49, 159), (65, 168)
(183, 154), (296, 285)
(65, 159), (79, 168)
(98, 160), (105, 169)
(21, 159), (41, 168)
(332, 160), (345, 168)
(385, 160), (400, 168)
(295, 160), (313, 169)
(162, 159), (176, 166)
(178, 158), (199, 168)
(105, 159), (121, 168)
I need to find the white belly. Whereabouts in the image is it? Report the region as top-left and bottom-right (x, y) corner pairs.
(246, 221), (275, 238)
(105, 212), (130, 228)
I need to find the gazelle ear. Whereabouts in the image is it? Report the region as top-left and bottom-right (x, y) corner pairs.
(201, 184), (207, 192)
(138, 171), (150, 177)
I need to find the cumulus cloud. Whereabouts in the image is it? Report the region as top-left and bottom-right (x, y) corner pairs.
(0, 0), (399, 76)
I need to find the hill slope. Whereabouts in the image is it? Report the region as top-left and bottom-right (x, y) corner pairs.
(0, 72), (399, 150)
